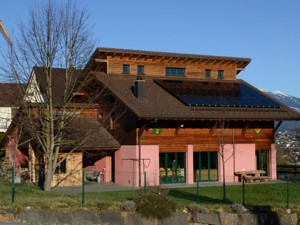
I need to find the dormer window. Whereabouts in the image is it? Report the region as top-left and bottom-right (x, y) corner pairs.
(166, 67), (185, 76)
(137, 65), (144, 75)
(205, 69), (211, 79)
(218, 70), (224, 79)
(123, 64), (130, 74)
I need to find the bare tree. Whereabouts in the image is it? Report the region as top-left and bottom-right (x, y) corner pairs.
(0, 0), (96, 191)
(218, 120), (235, 201)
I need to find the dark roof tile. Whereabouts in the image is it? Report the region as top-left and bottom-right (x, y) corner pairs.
(94, 72), (300, 121)
(0, 83), (26, 107)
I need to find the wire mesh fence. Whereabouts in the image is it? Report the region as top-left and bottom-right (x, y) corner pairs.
(1, 169), (299, 211)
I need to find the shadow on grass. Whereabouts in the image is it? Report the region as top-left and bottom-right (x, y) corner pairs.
(168, 188), (233, 205)
(243, 205), (281, 225)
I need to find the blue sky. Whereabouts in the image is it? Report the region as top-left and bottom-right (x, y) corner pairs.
(1, 0), (300, 97)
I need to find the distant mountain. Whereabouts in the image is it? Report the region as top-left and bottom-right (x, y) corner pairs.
(262, 90), (300, 130)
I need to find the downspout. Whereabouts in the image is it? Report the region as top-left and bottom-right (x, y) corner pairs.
(138, 123), (148, 187)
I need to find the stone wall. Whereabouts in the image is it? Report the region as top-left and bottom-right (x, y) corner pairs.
(0, 209), (297, 225)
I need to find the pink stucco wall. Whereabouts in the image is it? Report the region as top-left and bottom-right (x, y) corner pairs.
(84, 157), (112, 182)
(218, 144), (256, 182)
(270, 144), (277, 180)
(115, 143), (276, 186)
(6, 132), (28, 178)
(94, 157), (111, 182)
(186, 145), (194, 184)
(115, 145), (159, 187)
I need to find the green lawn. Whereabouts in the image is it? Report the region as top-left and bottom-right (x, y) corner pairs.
(0, 179), (299, 213)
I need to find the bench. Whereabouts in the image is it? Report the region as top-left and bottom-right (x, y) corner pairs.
(244, 175), (271, 183)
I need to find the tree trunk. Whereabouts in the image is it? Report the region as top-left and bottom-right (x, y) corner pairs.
(222, 148), (226, 201)
(43, 160), (54, 191)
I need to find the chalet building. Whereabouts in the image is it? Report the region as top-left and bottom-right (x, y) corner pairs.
(87, 48), (300, 186)
(0, 84), (25, 133)
(2, 48), (300, 187)
(2, 67), (119, 187)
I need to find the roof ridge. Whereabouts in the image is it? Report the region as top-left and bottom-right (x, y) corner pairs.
(96, 47), (251, 63)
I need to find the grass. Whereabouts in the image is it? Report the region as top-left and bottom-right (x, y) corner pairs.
(1, 179), (299, 213)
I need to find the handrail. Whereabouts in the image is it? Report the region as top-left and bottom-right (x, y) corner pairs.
(277, 165), (300, 175)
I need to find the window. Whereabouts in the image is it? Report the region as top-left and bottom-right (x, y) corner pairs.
(205, 69), (211, 79)
(137, 65), (144, 75)
(123, 64), (130, 74)
(218, 70), (224, 79)
(166, 67), (185, 76)
(55, 158), (66, 174)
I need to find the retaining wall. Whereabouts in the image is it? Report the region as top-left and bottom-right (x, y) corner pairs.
(1, 209), (299, 225)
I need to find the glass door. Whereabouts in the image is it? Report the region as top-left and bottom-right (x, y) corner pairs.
(159, 152), (186, 184)
(194, 152), (218, 182)
(256, 150), (269, 175)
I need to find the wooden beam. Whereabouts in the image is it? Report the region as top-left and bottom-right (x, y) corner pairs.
(241, 122), (250, 136)
(94, 59), (107, 63)
(175, 123), (184, 136)
(209, 121), (218, 135)
(273, 121), (282, 135)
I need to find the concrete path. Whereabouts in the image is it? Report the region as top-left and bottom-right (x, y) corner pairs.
(52, 179), (285, 194)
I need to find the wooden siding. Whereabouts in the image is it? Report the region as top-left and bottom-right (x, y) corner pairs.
(139, 127), (274, 152)
(51, 152), (82, 187)
(105, 56), (238, 80)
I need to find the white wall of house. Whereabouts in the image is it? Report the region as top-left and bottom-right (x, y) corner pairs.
(0, 107), (12, 132)
(24, 72), (44, 103)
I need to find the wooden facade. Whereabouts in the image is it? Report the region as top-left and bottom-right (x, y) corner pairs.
(5, 48), (300, 187)
(89, 48), (300, 185)
(92, 48), (250, 81)
(104, 56), (239, 80)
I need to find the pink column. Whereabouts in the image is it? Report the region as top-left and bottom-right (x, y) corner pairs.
(115, 145), (159, 187)
(270, 144), (277, 180)
(186, 145), (194, 184)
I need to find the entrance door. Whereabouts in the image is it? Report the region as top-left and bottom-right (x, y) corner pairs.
(194, 152), (218, 182)
(256, 150), (269, 175)
(159, 152), (186, 184)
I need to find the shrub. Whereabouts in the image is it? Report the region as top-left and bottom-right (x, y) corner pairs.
(135, 186), (176, 220)
(121, 200), (136, 212)
(95, 201), (112, 210)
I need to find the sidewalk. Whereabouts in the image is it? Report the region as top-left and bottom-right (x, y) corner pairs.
(52, 179), (285, 194)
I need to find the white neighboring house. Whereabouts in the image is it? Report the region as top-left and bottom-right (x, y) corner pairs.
(0, 83), (25, 133)
(23, 68), (45, 103)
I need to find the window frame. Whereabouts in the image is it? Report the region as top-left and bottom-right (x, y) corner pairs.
(122, 64), (130, 74)
(137, 65), (144, 75)
(166, 67), (186, 76)
(205, 69), (211, 79)
(55, 158), (67, 174)
(218, 70), (224, 79)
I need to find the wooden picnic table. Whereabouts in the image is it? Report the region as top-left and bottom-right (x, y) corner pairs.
(234, 170), (270, 183)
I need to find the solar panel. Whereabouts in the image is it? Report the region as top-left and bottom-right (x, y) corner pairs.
(154, 79), (281, 108)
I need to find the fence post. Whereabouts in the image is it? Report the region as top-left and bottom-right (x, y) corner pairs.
(196, 172), (199, 204)
(242, 176), (245, 206)
(286, 177), (290, 211)
(144, 171), (146, 193)
(82, 169), (85, 208)
(11, 166), (15, 208)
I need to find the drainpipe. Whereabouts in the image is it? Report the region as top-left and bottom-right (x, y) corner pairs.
(138, 123), (147, 187)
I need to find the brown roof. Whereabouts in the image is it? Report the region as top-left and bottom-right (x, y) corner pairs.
(96, 47), (251, 64)
(3, 115), (119, 150)
(0, 83), (26, 107)
(62, 118), (120, 150)
(33, 67), (81, 106)
(94, 72), (300, 121)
